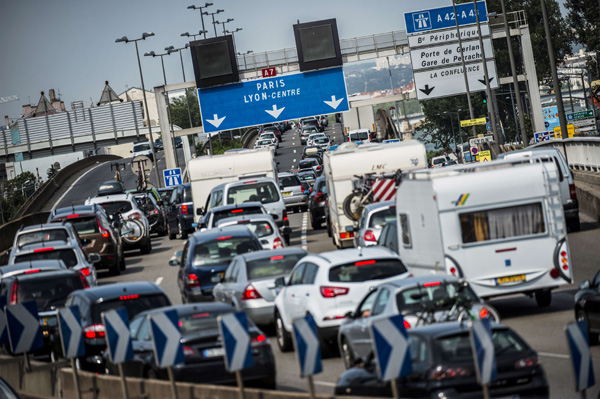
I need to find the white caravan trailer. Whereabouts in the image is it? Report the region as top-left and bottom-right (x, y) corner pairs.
(187, 148), (277, 222)
(394, 159), (572, 306)
(324, 140), (427, 249)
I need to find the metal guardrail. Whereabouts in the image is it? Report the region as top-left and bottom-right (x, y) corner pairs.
(531, 137), (600, 172)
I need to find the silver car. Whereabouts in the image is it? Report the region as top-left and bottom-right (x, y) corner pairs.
(212, 248), (308, 327)
(278, 172), (308, 212)
(217, 214), (286, 250)
(354, 200), (396, 247)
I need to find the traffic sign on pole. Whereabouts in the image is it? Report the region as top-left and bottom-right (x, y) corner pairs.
(408, 24), (490, 48)
(292, 315), (322, 377)
(0, 296), (7, 345)
(197, 67), (349, 133)
(218, 312), (253, 372)
(5, 301), (44, 354)
(148, 310), (185, 368)
(565, 320), (595, 392)
(404, 1), (488, 35)
(369, 314), (412, 382)
(102, 308), (133, 364)
(461, 117), (488, 127)
(566, 110), (594, 121)
(163, 168), (182, 188)
(410, 38), (494, 72)
(534, 132), (549, 143)
(469, 318), (497, 386)
(58, 307), (85, 358)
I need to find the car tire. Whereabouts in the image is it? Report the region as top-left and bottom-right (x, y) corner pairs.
(109, 259), (121, 276)
(284, 234), (290, 246)
(275, 311), (293, 352)
(301, 206), (308, 212)
(140, 238), (151, 255)
(568, 217), (581, 232)
(577, 309), (599, 345)
(310, 213), (321, 229)
(326, 218), (332, 237)
(119, 254), (126, 271)
(168, 224), (176, 240)
(179, 221), (188, 240)
(535, 289), (552, 307)
(340, 337), (355, 369)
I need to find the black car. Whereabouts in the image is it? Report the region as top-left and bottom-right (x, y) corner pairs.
(574, 268), (600, 344)
(166, 183), (195, 239)
(97, 180), (125, 196)
(64, 282), (171, 371)
(335, 322), (549, 398)
(107, 303), (276, 388)
(172, 226), (263, 303)
(308, 176), (328, 229)
(377, 221), (398, 254)
(0, 269), (88, 358)
(158, 187), (175, 203)
(154, 138), (163, 151)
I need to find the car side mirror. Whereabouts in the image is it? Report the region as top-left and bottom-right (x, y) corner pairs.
(88, 253), (101, 264)
(270, 212), (279, 220)
(344, 311), (354, 319)
(196, 208), (204, 216)
(274, 277), (286, 287)
(579, 280), (591, 290)
(168, 259), (180, 267)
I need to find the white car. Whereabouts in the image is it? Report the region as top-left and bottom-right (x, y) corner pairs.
(258, 132), (278, 148)
(254, 138), (277, 154)
(131, 141), (154, 162)
(217, 214), (285, 250)
(307, 133), (326, 147)
(273, 246), (411, 353)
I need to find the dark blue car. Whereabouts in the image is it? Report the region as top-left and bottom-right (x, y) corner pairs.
(166, 183), (195, 239)
(172, 225), (263, 303)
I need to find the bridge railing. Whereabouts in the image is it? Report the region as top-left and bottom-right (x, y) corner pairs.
(531, 137), (600, 172)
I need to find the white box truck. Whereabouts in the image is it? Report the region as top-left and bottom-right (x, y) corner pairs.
(324, 140), (427, 249)
(394, 159), (573, 306)
(187, 148), (278, 222)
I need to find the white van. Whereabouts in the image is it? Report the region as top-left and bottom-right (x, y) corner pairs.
(347, 129), (371, 144)
(394, 159), (573, 307)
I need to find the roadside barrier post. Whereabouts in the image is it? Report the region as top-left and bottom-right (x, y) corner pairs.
(469, 318), (497, 399)
(218, 312), (254, 399)
(148, 310), (185, 399)
(292, 315), (323, 399)
(565, 320), (596, 399)
(102, 308), (134, 399)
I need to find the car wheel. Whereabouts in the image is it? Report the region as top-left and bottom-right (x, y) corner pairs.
(535, 289), (552, 307)
(119, 254), (126, 271)
(340, 337), (355, 369)
(179, 221), (188, 239)
(284, 234), (290, 246)
(577, 309), (599, 344)
(301, 206), (308, 212)
(109, 259), (121, 276)
(140, 238), (151, 255)
(168, 224), (176, 240)
(568, 217), (581, 232)
(275, 311), (293, 352)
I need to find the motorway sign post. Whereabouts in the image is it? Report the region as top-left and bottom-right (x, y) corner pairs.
(369, 314), (412, 399)
(58, 307), (86, 399)
(163, 168), (182, 187)
(102, 308), (134, 399)
(469, 318), (497, 399)
(197, 67), (349, 133)
(565, 320), (596, 394)
(149, 310), (185, 399)
(292, 315), (323, 399)
(218, 312), (253, 399)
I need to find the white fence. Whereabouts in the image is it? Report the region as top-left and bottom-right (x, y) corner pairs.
(532, 137), (600, 172)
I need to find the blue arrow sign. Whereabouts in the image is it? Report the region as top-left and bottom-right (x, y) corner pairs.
(58, 306), (85, 358)
(0, 296), (7, 345)
(292, 314), (322, 377)
(469, 317), (497, 385)
(148, 310), (185, 368)
(163, 168), (182, 188)
(5, 301), (44, 354)
(369, 314), (412, 382)
(217, 312), (253, 372)
(566, 320), (595, 391)
(102, 308), (133, 364)
(197, 67), (349, 133)
(404, 1), (488, 34)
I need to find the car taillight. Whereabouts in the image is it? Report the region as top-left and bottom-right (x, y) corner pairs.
(403, 320), (411, 329)
(183, 346), (196, 356)
(67, 214), (80, 218)
(130, 212), (143, 220)
(83, 324), (106, 339)
(34, 247), (54, 253)
(339, 232), (354, 239)
(120, 294), (139, 300)
(217, 236), (232, 241)
(316, 192), (325, 202)
(187, 273), (200, 287)
(80, 267), (91, 277)
(181, 205), (189, 215)
(554, 239), (571, 282)
(241, 284), (262, 300)
(283, 209), (288, 222)
(320, 286), (349, 298)
(9, 281), (18, 304)
(24, 269), (40, 274)
(569, 183), (577, 200)
(479, 308), (488, 319)
(98, 218), (110, 238)
(515, 355), (539, 369)
(363, 230), (377, 242)
(429, 365), (471, 380)
(273, 237), (283, 249)
(78, 271), (90, 288)
(149, 209), (158, 215)
(355, 259), (376, 266)
(251, 334), (268, 346)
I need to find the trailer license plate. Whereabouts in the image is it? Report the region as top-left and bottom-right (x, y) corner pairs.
(282, 191), (292, 196)
(203, 347), (224, 358)
(496, 274), (525, 285)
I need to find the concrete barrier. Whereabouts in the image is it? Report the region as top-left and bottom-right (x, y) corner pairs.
(0, 355), (63, 398)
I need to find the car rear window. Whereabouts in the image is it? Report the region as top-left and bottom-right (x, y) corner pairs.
(279, 176), (301, 187)
(192, 236), (261, 267)
(65, 216), (99, 235)
(18, 273), (84, 311)
(16, 249), (78, 268)
(299, 161), (313, 169)
(227, 182), (280, 205)
(435, 329), (528, 363)
(328, 258), (407, 283)
(17, 229), (69, 247)
(240, 221), (275, 238)
(246, 253), (305, 280)
(350, 131), (369, 141)
(213, 207), (263, 225)
(395, 281), (479, 313)
(91, 294), (170, 324)
(369, 207), (396, 228)
(314, 138), (329, 144)
(133, 143), (151, 152)
(99, 201), (133, 215)
(298, 173), (315, 182)
(177, 309), (231, 334)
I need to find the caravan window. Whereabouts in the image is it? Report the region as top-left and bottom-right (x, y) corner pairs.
(459, 203), (546, 244)
(399, 214), (412, 247)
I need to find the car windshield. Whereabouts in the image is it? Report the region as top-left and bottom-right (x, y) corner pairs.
(63, 216), (99, 235)
(192, 237), (261, 267)
(369, 207), (396, 228)
(246, 253), (305, 280)
(350, 132), (369, 141)
(435, 329), (528, 363)
(99, 201), (133, 215)
(91, 294), (170, 324)
(16, 249), (78, 268)
(279, 175), (301, 187)
(17, 229), (69, 247)
(212, 207), (263, 225)
(257, 140), (272, 146)
(177, 309), (231, 335)
(227, 182), (280, 205)
(328, 258), (407, 282)
(134, 144), (151, 152)
(396, 281), (479, 313)
(18, 274), (84, 311)
(303, 128), (318, 134)
(433, 157), (446, 165)
(159, 189), (173, 201)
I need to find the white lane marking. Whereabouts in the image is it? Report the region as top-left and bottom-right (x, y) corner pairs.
(538, 352), (570, 359)
(314, 381), (336, 387)
(52, 162), (105, 211)
(301, 213), (308, 250)
(292, 143), (295, 146)
(155, 277), (164, 285)
(293, 149), (296, 153)
(293, 159), (296, 163)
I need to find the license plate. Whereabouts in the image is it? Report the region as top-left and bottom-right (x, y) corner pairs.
(203, 347), (224, 358)
(211, 273), (223, 283)
(495, 274), (526, 285)
(282, 191), (292, 196)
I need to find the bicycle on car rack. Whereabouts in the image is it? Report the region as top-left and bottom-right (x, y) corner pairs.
(342, 169), (403, 221)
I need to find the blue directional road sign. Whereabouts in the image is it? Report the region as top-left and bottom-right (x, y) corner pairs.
(5, 301), (44, 354)
(0, 296), (7, 345)
(163, 168), (182, 187)
(58, 306), (85, 358)
(534, 131), (549, 143)
(369, 314), (412, 381)
(292, 315), (322, 377)
(404, 1), (488, 35)
(469, 317), (497, 385)
(217, 312), (253, 372)
(102, 308), (133, 364)
(149, 310), (185, 368)
(197, 67), (349, 134)
(566, 320), (596, 392)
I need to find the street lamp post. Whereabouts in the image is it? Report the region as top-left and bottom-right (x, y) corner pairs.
(181, 30), (207, 41)
(215, 18), (234, 36)
(187, 3), (213, 39)
(115, 32), (162, 188)
(205, 9), (224, 37)
(166, 44), (194, 130)
(225, 28), (242, 53)
(144, 50), (180, 167)
(237, 50), (252, 70)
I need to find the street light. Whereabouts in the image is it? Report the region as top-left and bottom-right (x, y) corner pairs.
(187, 3), (213, 39)
(144, 50), (180, 167)
(204, 9), (224, 37)
(225, 27), (242, 53)
(215, 18), (234, 36)
(181, 30), (208, 40)
(236, 50), (252, 69)
(115, 32), (162, 188)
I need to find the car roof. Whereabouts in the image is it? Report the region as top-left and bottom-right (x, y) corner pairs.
(237, 247), (307, 262)
(363, 200), (395, 213)
(211, 177), (276, 192)
(18, 223), (73, 234)
(379, 275), (460, 290)
(87, 193), (133, 203)
(278, 172), (296, 177)
(409, 321), (508, 339)
(52, 204), (104, 217)
(191, 225), (257, 242)
(314, 247), (400, 265)
(14, 239), (80, 254)
(0, 260), (66, 276)
(7, 269), (81, 282)
(71, 282), (164, 303)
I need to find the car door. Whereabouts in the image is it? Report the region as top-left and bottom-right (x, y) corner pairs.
(347, 288), (379, 359)
(167, 187), (181, 231)
(296, 262), (319, 311)
(280, 263), (307, 326)
(218, 260), (240, 307)
(355, 288), (391, 359)
(178, 241), (190, 296)
(587, 270), (600, 330)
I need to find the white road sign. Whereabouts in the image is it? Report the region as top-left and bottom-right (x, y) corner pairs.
(408, 24), (490, 48)
(411, 38), (494, 71)
(469, 135), (494, 147)
(414, 60), (499, 101)
(571, 118), (596, 128)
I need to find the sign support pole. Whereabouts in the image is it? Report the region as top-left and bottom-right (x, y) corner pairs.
(71, 358), (82, 399)
(167, 366), (179, 399)
(390, 379), (400, 399)
(118, 364), (130, 399)
(235, 370), (246, 399)
(482, 383), (490, 399)
(451, 0), (477, 139)
(307, 375), (316, 399)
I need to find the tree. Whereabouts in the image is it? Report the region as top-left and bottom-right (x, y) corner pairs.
(1, 172), (37, 224)
(169, 88), (202, 129)
(565, 0), (600, 57)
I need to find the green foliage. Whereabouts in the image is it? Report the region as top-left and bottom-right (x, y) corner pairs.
(169, 89), (202, 129)
(195, 138), (243, 156)
(1, 172), (37, 224)
(565, 0), (600, 56)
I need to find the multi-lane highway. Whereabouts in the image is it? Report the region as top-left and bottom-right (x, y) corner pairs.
(45, 124), (600, 398)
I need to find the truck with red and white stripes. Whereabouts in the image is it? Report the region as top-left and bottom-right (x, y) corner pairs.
(323, 140), (427, 249)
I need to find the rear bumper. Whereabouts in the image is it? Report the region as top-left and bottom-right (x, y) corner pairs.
(283, 195), (307, 208)
(241, 301), (275, 326)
